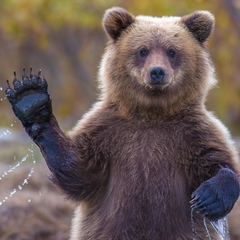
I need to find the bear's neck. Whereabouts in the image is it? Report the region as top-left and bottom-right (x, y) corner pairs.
(105, 97), (204, 121)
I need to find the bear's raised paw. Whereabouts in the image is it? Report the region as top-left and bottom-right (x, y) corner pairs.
(5, 67), (52, 126)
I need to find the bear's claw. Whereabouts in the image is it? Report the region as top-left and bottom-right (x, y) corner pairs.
(5, 68), (51, 126)
(6, 68), (48, 98)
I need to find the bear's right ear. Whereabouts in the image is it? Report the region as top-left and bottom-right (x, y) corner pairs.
(181, 11), (215, 43)
(103, 7), (135, 41)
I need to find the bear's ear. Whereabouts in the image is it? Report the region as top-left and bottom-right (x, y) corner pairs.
(103, 7), (135, 41)
(181, 11), (215, 43)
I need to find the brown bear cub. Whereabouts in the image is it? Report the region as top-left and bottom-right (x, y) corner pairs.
(6, 7), (240, 240)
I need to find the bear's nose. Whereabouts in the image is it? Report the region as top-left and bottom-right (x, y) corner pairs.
(149, 67), (166, 85)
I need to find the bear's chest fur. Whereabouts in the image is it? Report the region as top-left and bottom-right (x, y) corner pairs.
(107, 120), (189, 188)
(79, 118), (211, 240)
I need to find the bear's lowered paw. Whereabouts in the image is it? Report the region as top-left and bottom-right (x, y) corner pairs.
(190, 167), (240, 221)
(5, 67), (52, 127)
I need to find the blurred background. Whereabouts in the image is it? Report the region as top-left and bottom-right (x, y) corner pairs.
(0, 0), (239, 133)
(0, 0), (239, 239)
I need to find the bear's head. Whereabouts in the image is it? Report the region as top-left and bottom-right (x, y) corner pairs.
(99, 7), (216, 115)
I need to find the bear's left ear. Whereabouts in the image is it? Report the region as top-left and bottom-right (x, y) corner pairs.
(181, 11), (215, 43)
(103, 7), (136, 41)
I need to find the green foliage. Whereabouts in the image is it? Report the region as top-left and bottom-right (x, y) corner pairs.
(0, 0), (120, 34)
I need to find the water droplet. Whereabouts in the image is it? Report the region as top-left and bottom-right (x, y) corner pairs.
(28, 199), (31, 203)
(203, 217), (212, 240)
(23, 179), (28, 185)
(18, 185), (22, 190)
(191, 208), (198, 240)
(0, 87), (2, 91)
(22, 155), (28, 162)
(10, 189), (16, 197)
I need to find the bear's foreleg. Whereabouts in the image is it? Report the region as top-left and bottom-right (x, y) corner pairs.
(5, 68), (108, 201)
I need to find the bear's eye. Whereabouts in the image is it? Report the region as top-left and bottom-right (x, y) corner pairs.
(167, 49), (176, 58)
(139, 48), (149, 58)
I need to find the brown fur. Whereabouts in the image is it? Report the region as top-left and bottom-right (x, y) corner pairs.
(53, 7), (240, 240)
(3, 5), (240, 239)
(7, 7), (235, 240)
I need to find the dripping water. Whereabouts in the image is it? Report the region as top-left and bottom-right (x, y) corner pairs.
(210, 217), (229, 240)
(203, 217), (212, 240)
(0, 87), (38, 205)
(191, 208), (198, 240)
(0, 154), (28, 181)
(0, 87), (6, 101)
(0, 166), (34, 206)
(0, 140), (36, 206)
(191, 208), (230, 240)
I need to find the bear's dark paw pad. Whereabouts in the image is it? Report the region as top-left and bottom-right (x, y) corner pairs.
(190, 168), (239, 221)
(190, 184), (231, 221)
(191, 192), (223, 220)
(6, 67), (50, 122)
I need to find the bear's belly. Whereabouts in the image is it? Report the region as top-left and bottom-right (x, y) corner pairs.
(75, 170), (218, 240)
(72, 127), (219, 239)
(98, 163), (192, 239)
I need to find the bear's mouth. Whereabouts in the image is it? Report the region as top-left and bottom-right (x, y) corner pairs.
(143, 74), (172, 92)
(143, 84), (169, 96)
(144, 80), (171, 92)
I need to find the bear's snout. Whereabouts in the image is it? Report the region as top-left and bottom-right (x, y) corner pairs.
(149, 67), (166, 86)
